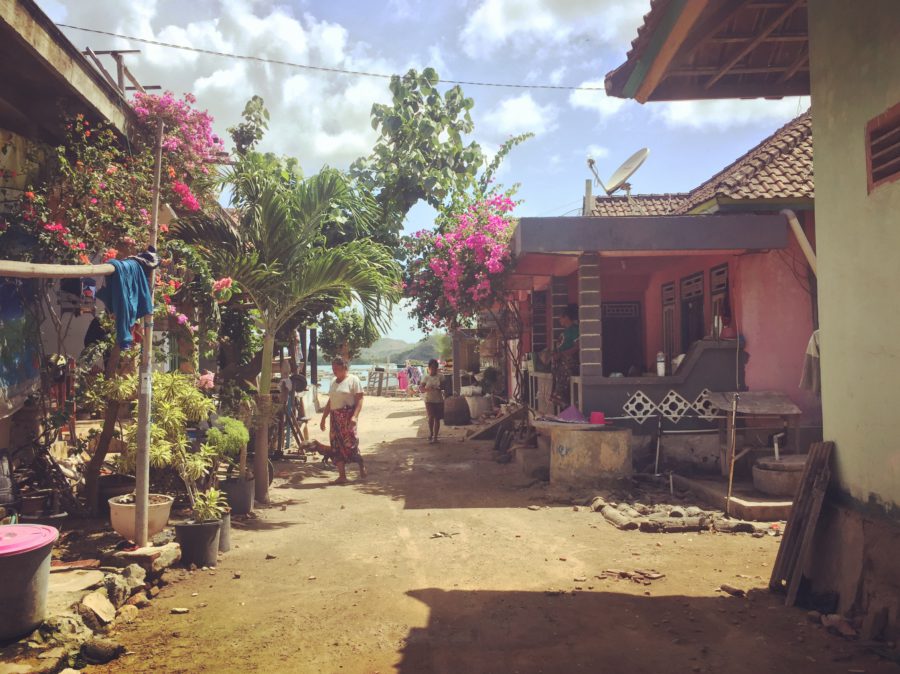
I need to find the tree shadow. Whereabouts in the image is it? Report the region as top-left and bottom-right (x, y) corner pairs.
(231, 517), (299, 531)
(342, 434), (555, 510)
(397, 588), (870, 674)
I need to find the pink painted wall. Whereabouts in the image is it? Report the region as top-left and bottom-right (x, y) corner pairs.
(732, 234), (820, 420)
(641, 253), (733, 370)
(615, 233), (820, 418)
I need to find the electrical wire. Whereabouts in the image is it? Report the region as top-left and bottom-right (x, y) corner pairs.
(57, 23), (607, 92)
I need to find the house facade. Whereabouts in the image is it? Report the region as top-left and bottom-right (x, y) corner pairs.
(605, 0), (900, 639)
(509, 112), (820, 456)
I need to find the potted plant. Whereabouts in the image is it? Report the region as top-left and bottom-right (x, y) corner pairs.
(211, 414), (254, 515)
(174, 487), (227, 568)
(108, 492), (175, 542)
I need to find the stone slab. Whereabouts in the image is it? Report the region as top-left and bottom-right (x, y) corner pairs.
(671, 474), (792, 521)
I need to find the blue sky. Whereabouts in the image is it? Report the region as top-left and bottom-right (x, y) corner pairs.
(39, 0), (808, 341)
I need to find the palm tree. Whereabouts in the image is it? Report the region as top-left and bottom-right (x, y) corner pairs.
(176, 161), (400, 503)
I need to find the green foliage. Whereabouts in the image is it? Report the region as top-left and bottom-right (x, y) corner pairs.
(318, 308), (379, 361)
(117, 372), (217, 493)
(351, 68), (485, 247)
(433, 332), (452, 360)
(204, 416), (250, 461)
(228, 95), (270, 156)
(192, 487), (228, 521)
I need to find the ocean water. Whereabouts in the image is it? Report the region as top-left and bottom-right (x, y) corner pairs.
(313, 364), (400, 393)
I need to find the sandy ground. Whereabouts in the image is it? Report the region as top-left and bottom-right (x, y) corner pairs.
(89, 396), (897, 674)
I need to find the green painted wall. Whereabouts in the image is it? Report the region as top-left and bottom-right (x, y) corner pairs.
(808, 1), (900, 517)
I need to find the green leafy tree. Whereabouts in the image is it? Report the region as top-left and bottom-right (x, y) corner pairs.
(351, 68), (486, 247)
(175, 158), (400, 503)
(318, 308), (379, 362)
(228, 95), (270, 156)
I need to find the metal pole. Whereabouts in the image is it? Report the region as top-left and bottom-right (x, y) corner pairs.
(134, 120), (164, 547)
(724, 393), (740, 518)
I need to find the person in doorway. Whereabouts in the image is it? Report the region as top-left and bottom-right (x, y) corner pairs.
(551, 304), (580, 407)
(420, 358), (445, 443)
(319, 356), (366, 484)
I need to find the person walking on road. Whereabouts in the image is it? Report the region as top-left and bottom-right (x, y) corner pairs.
(420, 358), (445, 444)
(319, 356), (367, 484)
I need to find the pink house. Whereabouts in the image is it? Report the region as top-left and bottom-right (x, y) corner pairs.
(509, 112), (820, 449)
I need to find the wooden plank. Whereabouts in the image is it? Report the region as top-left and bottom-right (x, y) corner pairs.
(467, 405), (526, 441)
(785, 464), (830, 606)
(769, 441), (822, 588)
(635, 0), (710, 103)
(769, 441), (833, 594)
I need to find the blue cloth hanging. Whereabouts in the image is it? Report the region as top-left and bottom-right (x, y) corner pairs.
(96, 259), (153, 349)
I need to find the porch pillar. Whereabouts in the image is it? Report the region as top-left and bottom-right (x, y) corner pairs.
(550, 276), (568, 347)
(578, 253), (602, 379)
(531, 290), (548, 354)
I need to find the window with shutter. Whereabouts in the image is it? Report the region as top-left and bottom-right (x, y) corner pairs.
(866, 101), (900, 193)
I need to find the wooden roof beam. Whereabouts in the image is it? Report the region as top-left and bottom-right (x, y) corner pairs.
(633, 0), (710, 103)
(777, 48), (809, 83)
(680, 0), (746, 61)
(704, 0), (806, 90)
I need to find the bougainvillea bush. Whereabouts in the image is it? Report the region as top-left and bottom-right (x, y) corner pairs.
(402, 194), (517, 332)
(0, 92), (226, 344)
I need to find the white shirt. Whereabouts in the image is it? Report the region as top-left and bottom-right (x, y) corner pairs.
(329, 374), (362, 409)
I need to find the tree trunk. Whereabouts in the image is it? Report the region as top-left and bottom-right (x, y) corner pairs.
(84, 345), (122, 516)
(253, 331), (276, 503)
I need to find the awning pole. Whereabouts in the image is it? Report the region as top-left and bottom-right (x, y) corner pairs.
(134, 120), (164, 547)
(0, 261), (115, 278)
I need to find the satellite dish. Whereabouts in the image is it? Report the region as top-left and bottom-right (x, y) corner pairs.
(606, 147), (650, 194)
(588, 147), (650, 197)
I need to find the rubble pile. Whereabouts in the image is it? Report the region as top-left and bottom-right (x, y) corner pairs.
(588, 488), (783, 536)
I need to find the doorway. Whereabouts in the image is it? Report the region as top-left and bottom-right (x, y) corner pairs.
(602, 302), (643, 376)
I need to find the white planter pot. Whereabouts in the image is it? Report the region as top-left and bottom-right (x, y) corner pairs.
(108, 494), (174, 542)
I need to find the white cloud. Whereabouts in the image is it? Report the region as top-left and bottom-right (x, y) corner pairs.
(460, 0), (649, 60)
(483, 93), (558, 137)
(548, 66), (566, 85)
(569, 80), (629, 119)
(49, 0), (435, 170)
(585, 144), (609, 160)
(654, 97), (811, 131)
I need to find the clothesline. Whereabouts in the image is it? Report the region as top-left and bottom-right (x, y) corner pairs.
(0, 259), (116, 279)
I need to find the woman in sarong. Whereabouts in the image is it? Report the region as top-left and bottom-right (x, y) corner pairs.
(319, 356), (366, 484)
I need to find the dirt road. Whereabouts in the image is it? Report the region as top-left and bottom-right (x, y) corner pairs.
(93, 397), (894, 674)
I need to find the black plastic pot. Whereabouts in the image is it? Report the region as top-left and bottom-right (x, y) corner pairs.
(220, 476), (254, 515)
(174, 521), (221, 568)
(218, 512), (231, 553)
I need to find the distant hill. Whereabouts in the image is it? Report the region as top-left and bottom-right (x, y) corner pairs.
(358, 338), (413, 364)
(357, 336), (442, 364)
(395, 336), (441, 364)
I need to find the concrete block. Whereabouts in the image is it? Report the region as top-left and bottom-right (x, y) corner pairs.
(549, 427), (632, 488)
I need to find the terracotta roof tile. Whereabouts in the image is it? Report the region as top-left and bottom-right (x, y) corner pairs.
(591, 193), (688, 216)
(674, 111), (813, 213)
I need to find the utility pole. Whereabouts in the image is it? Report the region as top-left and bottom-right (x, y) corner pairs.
(134, 121), (164, 547)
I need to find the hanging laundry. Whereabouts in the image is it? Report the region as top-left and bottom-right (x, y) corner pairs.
(96, 259), (153, 349)
(799, 329), (820, 395)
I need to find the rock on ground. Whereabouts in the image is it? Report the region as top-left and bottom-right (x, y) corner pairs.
(80, 637), (125, 665)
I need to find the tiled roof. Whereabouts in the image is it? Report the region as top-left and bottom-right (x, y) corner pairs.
(590, 111), (814, 217)
(675, 111), (813, 213)
(591, 193), (688, 216)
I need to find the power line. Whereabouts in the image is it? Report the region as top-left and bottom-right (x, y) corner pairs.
(57, 23), (607, 92)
